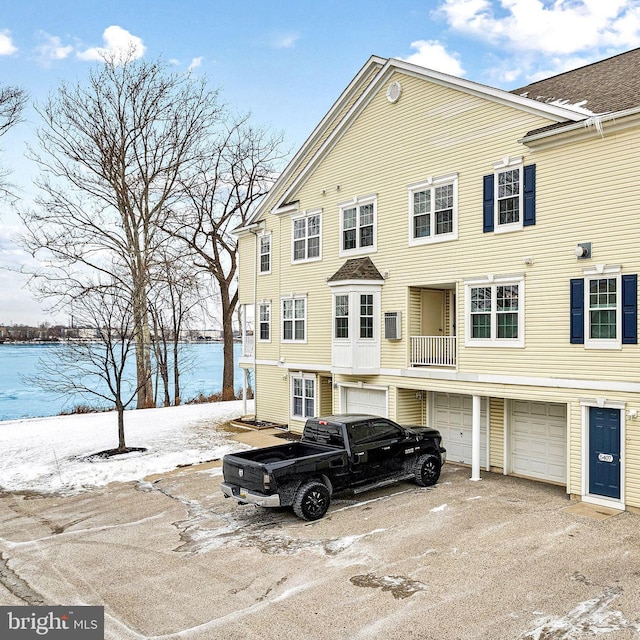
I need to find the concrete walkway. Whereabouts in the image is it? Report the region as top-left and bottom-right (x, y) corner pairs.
(1, 427), (640, 639)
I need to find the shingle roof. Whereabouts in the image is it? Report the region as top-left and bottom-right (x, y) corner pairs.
(511, 48), (640, 115)
(328, 257), (384, 283)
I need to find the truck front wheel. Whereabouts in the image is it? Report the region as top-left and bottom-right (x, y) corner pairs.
(413, 454), (441, 487)
(293, 480), (331, 520)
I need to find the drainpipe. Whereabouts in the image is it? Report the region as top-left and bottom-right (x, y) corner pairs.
(471, 395), (482, 481)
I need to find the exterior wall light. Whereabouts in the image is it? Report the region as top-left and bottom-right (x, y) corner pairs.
(575, 243), (591, 259)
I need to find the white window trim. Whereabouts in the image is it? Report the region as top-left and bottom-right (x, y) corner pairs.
(333, 293), (350, 341)
(281, 294), (307, 344)
(584, 265), (622, 350)
(257, 300), (271, 343)
(291, 372), (316, 419)
(291, 209), (322, 264)
(493, 156), (523, 235)
(408, 173), (458, 246)
(258, 231), (272, 275)
(339, 194), (377, 257)
(330, 283), (383, 344)
(464, 273), (525, 348)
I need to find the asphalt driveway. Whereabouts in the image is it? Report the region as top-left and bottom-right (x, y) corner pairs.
(1, 428), (640, 639)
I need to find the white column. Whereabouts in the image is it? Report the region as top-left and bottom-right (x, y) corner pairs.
(471, 395), (481, 481)
(242, 368), (248, 416)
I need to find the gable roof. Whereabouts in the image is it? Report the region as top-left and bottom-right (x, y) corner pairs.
(327, 257), (384, 283)
(266, 58), (587, 215)
(511, 48), (640, 115)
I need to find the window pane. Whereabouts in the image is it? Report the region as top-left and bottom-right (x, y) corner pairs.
(260, 253), (270, 272)
(283, 300), (293, 319)
(308, 236), (320, 258)
(497, 285), (518, 311)
(360, 294), (373, 338)
(471, 287), (491, 312)
(413, 190), (430, 215)
(293, 218), (306, 239)
(295, 319), (305, 340)
(343, 228), (356, 250)
(414, 213), (430, 237)
(472, 314), (491, 338)
(294, 299), (305, 318)
(360, 203), (374, 226)
(343, 208), (356, 229)
(590, 310), (617, 339)
(497, 312), (518, 338)
(435, 210), (452, 235)
(293, 396), (303, 416)
(335, 294), (349, 339)
(499, 198), (519, 225)
(498, 169), (520, 197)
(308, 215), (320, 236)
(293, 239), (305, 260)
(497, 169), (520, 225)
(360, 225), (374, 247)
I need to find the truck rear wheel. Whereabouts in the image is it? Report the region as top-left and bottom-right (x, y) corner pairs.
(413, 454), (441, 487)
(293, 480), (331, 520)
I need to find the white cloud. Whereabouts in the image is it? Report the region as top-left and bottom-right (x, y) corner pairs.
(401, 40), (466, 76)
(77, 25), (146, 63)
(271, 32), (300, 49)
(0, 29), (17, 56)
(437, 0), (640, 55)
(187, 56), (204, 72)
(35, 31), (73, 64)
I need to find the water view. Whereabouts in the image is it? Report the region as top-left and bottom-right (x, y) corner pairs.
(0, 342), (244, 421)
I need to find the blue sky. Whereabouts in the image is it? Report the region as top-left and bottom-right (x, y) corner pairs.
(3, 0), (640, 324)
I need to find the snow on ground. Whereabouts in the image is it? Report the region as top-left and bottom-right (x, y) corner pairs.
(0, 400), (254, 495)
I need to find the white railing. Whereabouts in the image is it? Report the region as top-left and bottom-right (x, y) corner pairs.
(410, 336), (457, 367)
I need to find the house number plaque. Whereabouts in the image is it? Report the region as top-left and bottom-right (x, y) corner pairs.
(598, 453), (614, 463)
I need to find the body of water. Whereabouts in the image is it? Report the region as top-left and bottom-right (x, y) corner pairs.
(0, 342), (244, 421)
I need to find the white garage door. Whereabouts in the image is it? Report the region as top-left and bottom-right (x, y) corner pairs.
(511, 401), (566, 484)
(434, 393), (486, 466)
(344, 387), (387, 417)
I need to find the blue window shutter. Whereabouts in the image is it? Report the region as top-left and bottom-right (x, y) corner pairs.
(622, 274), (637, 344)
(483, 174), (494, 233)
(523, 164), (536, 227)
(570, 278), (584, 344)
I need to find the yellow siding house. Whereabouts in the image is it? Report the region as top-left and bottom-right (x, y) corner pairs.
(236, 49), (640, 513)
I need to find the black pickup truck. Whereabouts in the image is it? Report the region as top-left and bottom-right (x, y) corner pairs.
(221, 414), (446, 520)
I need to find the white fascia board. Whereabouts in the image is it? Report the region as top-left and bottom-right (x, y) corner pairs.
(389, 58), (588, 122)
(274, 58), (588, 210)
(233, 220), (265, 237)
(519, 106), (640, 148)
(244, 55), (387, 225)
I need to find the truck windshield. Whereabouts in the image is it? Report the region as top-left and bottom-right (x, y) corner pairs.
(304, 422), (344, 447)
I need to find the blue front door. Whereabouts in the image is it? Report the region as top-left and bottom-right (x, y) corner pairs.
(589, 407), (621, 499)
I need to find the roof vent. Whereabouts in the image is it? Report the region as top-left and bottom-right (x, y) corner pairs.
(386, 81), (402, 104)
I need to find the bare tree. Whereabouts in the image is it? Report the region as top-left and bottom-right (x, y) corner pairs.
(20, 55), (222, 408)
(168, 116), (287, 399)
(24, 285), (145, 454)
(148, 247), (204, 406)
(0, 84), (27, 201)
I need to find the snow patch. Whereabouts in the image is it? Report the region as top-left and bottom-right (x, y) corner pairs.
(0, 401), (253, 495)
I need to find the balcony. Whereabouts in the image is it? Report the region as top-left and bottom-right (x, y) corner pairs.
(410, 335), (457, 367)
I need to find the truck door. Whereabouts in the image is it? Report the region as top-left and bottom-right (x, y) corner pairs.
(349, 419), (406, 483)
(366, 418), (407, 476)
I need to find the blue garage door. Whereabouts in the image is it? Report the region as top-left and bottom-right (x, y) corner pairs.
(589, 407), (621, 500)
